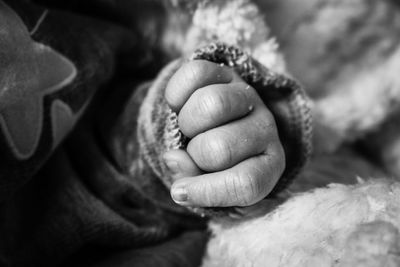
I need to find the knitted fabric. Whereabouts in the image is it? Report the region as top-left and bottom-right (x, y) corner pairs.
(138, 42), (312, 216)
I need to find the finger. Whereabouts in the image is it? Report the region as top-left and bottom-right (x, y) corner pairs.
(179, 82), (258, 138)
(163, 149), (202, 181)
(170, 148), (286, 207)
(165, 60), (234, 112)
(187, 105), (279, 172)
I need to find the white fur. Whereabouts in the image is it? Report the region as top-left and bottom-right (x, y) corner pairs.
(183, 0), (286, 73)
(202, 179), (400, 267)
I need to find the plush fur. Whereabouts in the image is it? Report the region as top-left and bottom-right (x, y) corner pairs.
(169, 0), (286, 72)
(183, 0), (286, 73)
(203, 179), (400, 267)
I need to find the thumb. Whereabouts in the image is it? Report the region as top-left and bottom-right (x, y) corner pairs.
(170, 153), (284, 207)
(163, 149), (202, 182)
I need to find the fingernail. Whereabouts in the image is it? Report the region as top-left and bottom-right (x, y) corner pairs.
(165, 160), (180, 174)
(171, 186), (188, 203)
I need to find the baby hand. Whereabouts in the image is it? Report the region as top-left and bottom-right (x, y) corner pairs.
(164, 60), (285, 207)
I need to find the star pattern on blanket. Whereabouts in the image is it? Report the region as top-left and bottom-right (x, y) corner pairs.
(0, 2), (77, 159)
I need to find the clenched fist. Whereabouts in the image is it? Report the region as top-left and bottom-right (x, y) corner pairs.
(164, 60), (285, 208)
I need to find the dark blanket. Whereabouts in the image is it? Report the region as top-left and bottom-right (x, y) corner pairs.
(0, 1), (207, 266)
(0, 1), (311, 266)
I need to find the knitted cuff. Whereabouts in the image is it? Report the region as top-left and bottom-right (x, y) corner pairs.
(138, 42), (313, 216)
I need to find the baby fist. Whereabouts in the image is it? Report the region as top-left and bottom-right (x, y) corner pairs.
(164, 60), (285, 208)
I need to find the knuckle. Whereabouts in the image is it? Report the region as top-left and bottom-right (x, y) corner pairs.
(228, 171), (262, 206)
(207, 137), (232, 168)
(178, 107), (199, 138)
(243, 172), (264, 203)
(196, 89), (229, 120)
(165, 81), (178, 107)
(255, 114), (275, 136)
(236, 87), (250, 102)
(182, 61), (208, 83)
(258, 152), (284, 188)
(203, 179), (218, 207)
(195, 134), (232, 170)
(263, 139), (286, 177)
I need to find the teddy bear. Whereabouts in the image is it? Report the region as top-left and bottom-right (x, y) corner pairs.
(163, 0), (400, 266)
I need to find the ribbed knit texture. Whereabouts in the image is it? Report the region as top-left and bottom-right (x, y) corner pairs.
(138, 43), (312, 216)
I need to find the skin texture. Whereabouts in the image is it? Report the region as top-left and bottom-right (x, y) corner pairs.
(163, 60), (285, 208)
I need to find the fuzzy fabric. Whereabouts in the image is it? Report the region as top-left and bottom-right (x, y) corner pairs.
(203, 179), (400, 267)
(260, 0), (400, 153)
(182, 0), (286, 74)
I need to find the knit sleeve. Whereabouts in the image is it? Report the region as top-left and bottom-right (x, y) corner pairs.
(137, 43), (313, 216)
